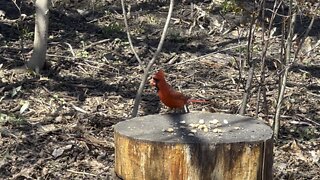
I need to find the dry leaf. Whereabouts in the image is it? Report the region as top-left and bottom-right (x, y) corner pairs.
(20, 101), (30, 114)
(52, 145), (73, 158)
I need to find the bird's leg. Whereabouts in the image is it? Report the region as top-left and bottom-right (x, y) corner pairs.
(168, 108), (186, 114)
(173, 108), (181, 114)
(183, 105), (190, 113)
(167, 108), (175, 113)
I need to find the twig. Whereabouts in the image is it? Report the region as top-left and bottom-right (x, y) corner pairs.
(121, 0), (143, 67)
(64, 42), (76, 57)
(46, 54), (79, 59)
(300, 39), (320, 60)
(235, 25), (246, 92)
(239, 0), (261, 115)
(293, 2), (319, 61)
(11, 0), (21, 13)
(11, 0), (26, 61)
(264, 7), (289, 18)
(71, 103), (88, 114)
(83, 39), (111, 50)
(306, 91), (320, 98)
(256, 0), (282, 119)
(74, 61), (103, 70)
(296, 114), (320, 127)
(66, 169), (97, 177)
(83, 133), (115, 149)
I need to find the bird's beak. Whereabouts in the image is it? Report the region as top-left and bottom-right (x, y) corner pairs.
(149, 78), (156, 87)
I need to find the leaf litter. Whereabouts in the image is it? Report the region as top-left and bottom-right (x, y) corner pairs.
(0, 0), (319, 179)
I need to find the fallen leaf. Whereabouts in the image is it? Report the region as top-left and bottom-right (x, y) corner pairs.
(52, 145), (73, 158)
(20, 101), (30, 114)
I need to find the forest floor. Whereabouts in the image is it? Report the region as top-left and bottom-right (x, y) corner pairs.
(0, 0), (319, 179)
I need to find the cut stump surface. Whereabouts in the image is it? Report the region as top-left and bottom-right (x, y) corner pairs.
(114, 112), (273, 180)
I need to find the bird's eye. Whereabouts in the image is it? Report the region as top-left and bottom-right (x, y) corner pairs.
(153, 78), (159, 82)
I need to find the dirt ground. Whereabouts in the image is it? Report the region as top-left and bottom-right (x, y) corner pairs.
(0, 0), (319, 179)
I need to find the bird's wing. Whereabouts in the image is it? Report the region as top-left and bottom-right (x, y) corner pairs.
(168, 88), (188, 102)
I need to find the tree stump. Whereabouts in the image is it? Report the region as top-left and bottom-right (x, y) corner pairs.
(114, 112), (273, 180)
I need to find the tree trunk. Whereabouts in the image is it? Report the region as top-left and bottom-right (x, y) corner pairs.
(114, 112), (273, 180)
(27, 0), (49, 72)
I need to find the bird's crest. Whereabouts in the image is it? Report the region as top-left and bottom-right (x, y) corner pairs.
(153, 69), (165, 80)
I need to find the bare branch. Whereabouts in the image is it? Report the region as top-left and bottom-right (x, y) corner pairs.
(293, 3), (319, 62)
(121, 0), (143, 68)
(239, 1), (263, 115)
(273, 1), (318, 140)
(274, 0), (296, 140)
(256, 0), (283, 119)
(131, 0), (175, 117)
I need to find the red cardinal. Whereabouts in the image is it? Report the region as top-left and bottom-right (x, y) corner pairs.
(149, 69), (206, 111)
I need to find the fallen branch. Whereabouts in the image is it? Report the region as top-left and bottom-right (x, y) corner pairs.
(66, 169), (97, 177)
(296, 114), (320, 127)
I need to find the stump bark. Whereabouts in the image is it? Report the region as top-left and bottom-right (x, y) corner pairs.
(114, 112), (273, 180)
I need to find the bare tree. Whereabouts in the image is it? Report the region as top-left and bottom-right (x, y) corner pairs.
(27, 0), (50, 73)
(120, 0), (175, 117)
(239, 1), (264, 115)
(255, 0), (282, 119)
(273, 2), (295, 140)
(273, 1), (318, 140)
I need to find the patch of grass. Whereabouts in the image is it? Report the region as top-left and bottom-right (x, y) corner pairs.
(102, 22), (124, 37)
(292, 126), (319, 140)
(77, 50), (90, 58)
(221, 0), (242, 14)
(0, 113), (28, 126)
